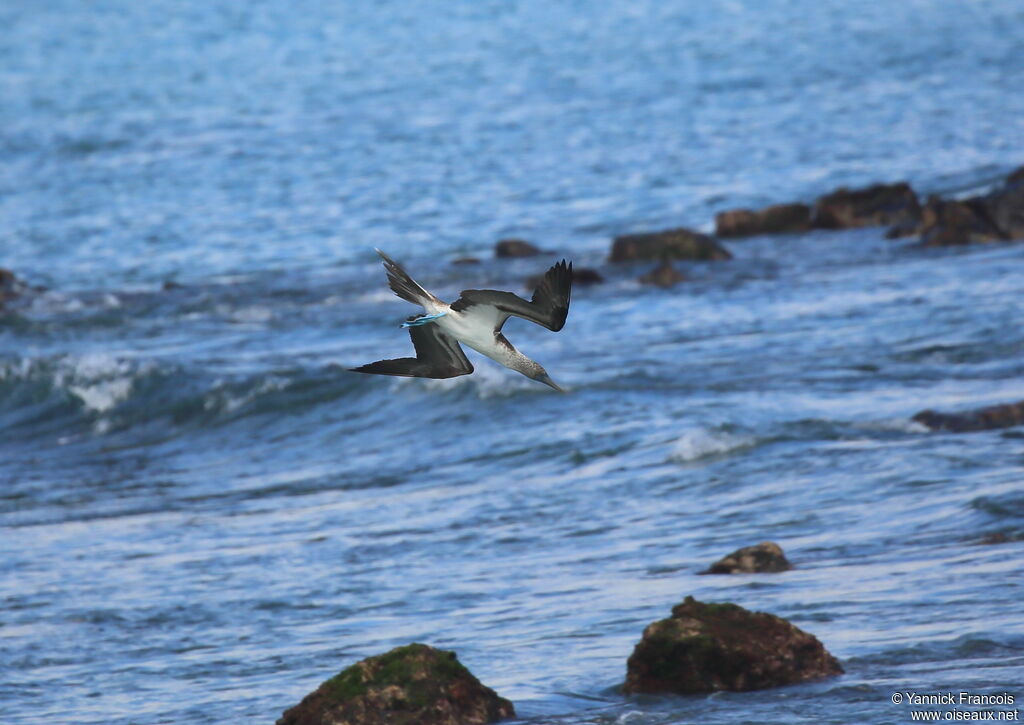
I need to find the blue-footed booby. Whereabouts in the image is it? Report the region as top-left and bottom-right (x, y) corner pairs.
(351, 250), (572, 391)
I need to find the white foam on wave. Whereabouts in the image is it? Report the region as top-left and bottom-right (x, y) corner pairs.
(668, 427), (756, 463)
(27, 290), (85, 315)
(204, 376), (288, 414)
(68, 378), (133, 413)
(217, 304), (273, 324)
(856, 417), (932, 434)
(56, 353), (145, 414)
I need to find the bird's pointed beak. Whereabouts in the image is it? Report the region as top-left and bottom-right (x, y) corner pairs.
(537, 373), (566, 393)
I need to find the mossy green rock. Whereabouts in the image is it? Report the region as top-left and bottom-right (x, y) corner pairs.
(277, 644), (514, 725)
(624, 596), (842, 694)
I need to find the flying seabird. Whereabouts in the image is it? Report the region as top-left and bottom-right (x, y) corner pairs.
(351, 249), (572, 391)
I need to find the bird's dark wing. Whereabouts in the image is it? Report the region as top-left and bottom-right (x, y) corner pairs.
(350, 324), (473, 379)
(450, 259), (572, 332)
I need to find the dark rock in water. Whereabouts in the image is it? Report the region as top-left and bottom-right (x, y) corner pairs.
(912, 400), (1024, 432)
(451, 257), (482, 265)
(981, 165), (1024, 240)
(277, 643), (514, 725)
(977, 531), (1024, 545)
(915, 166), (1024, 245)
(162, 280), (184, 291)
(610, 228), (732, 262)
(0, 268), (23, 307)
(701, 541), (792, 574)
(495, 239), (541, 258)
(623, 596), (842, 695)
(572, 267), (604, 285)
(715, 203), (812, 238)
(812, 182), (921, 230)
(637, 260), (686, 288)
(525, 266), (603, 289)
(917, 195), (1006, 246)
(885, 221), (920, 239)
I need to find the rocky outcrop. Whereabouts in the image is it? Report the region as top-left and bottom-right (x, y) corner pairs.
(715, 203), (812, 238)
(495, 239), (542, 258)
(277, 644), (514, 725)
(701, 541), (792, 574)
(624, 597), (842, 695)
(812, 182), (921, 230)
(984, 165), (1024, 240)
(917, 196), (1006, 246)
(916, 166), (1024, 246)
(638, 260), (686, 288)
(610, 228), (732, 262)
(912, 400), (1024, 432)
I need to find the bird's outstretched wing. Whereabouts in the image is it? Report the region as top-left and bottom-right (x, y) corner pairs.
(350, 323), (473, 379)
(450, 259), (572, 332)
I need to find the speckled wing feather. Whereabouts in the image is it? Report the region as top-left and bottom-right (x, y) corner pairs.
(450, 259), (572, 332)
(350, 324), (473, 379)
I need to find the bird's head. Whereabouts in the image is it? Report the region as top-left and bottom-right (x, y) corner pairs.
(527, 362), (566, 393)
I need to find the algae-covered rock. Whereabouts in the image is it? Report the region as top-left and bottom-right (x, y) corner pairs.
(277, 643), (514, 725)
(609, 228), (732, 262)
(624, 596), (842, 695)
(701, 541), (792, 574)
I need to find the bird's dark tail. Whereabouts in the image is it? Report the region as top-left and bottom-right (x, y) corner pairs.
(375, 249), (440, 307)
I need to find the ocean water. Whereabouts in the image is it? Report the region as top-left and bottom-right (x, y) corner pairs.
(2, 1), (1024, 723)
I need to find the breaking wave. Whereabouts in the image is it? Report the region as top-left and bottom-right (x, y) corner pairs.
(0, 353), (360, 440)
(668, 426), (758, 463)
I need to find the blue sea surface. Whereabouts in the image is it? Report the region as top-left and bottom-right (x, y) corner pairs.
(2, 2), (1023, 723)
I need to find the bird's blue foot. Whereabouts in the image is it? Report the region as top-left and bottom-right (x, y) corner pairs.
(401, 311), (448, 328)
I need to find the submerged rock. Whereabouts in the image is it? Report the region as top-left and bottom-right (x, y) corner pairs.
(610, 228), (732, 262)
(912, 400), (1024, 433)
(977, 531), (1024, 545)
(715, 203), (812, 238)
(0, 268), (25, 307)
(701, 541), (792, 574)
(277, 643), (514, 725)
(812, 182), (921, 230)
(451, 257), (482, 265)
(624, 596), (842, 695)
(637, 259), (686, 288)
(495, 239), (541, 258)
